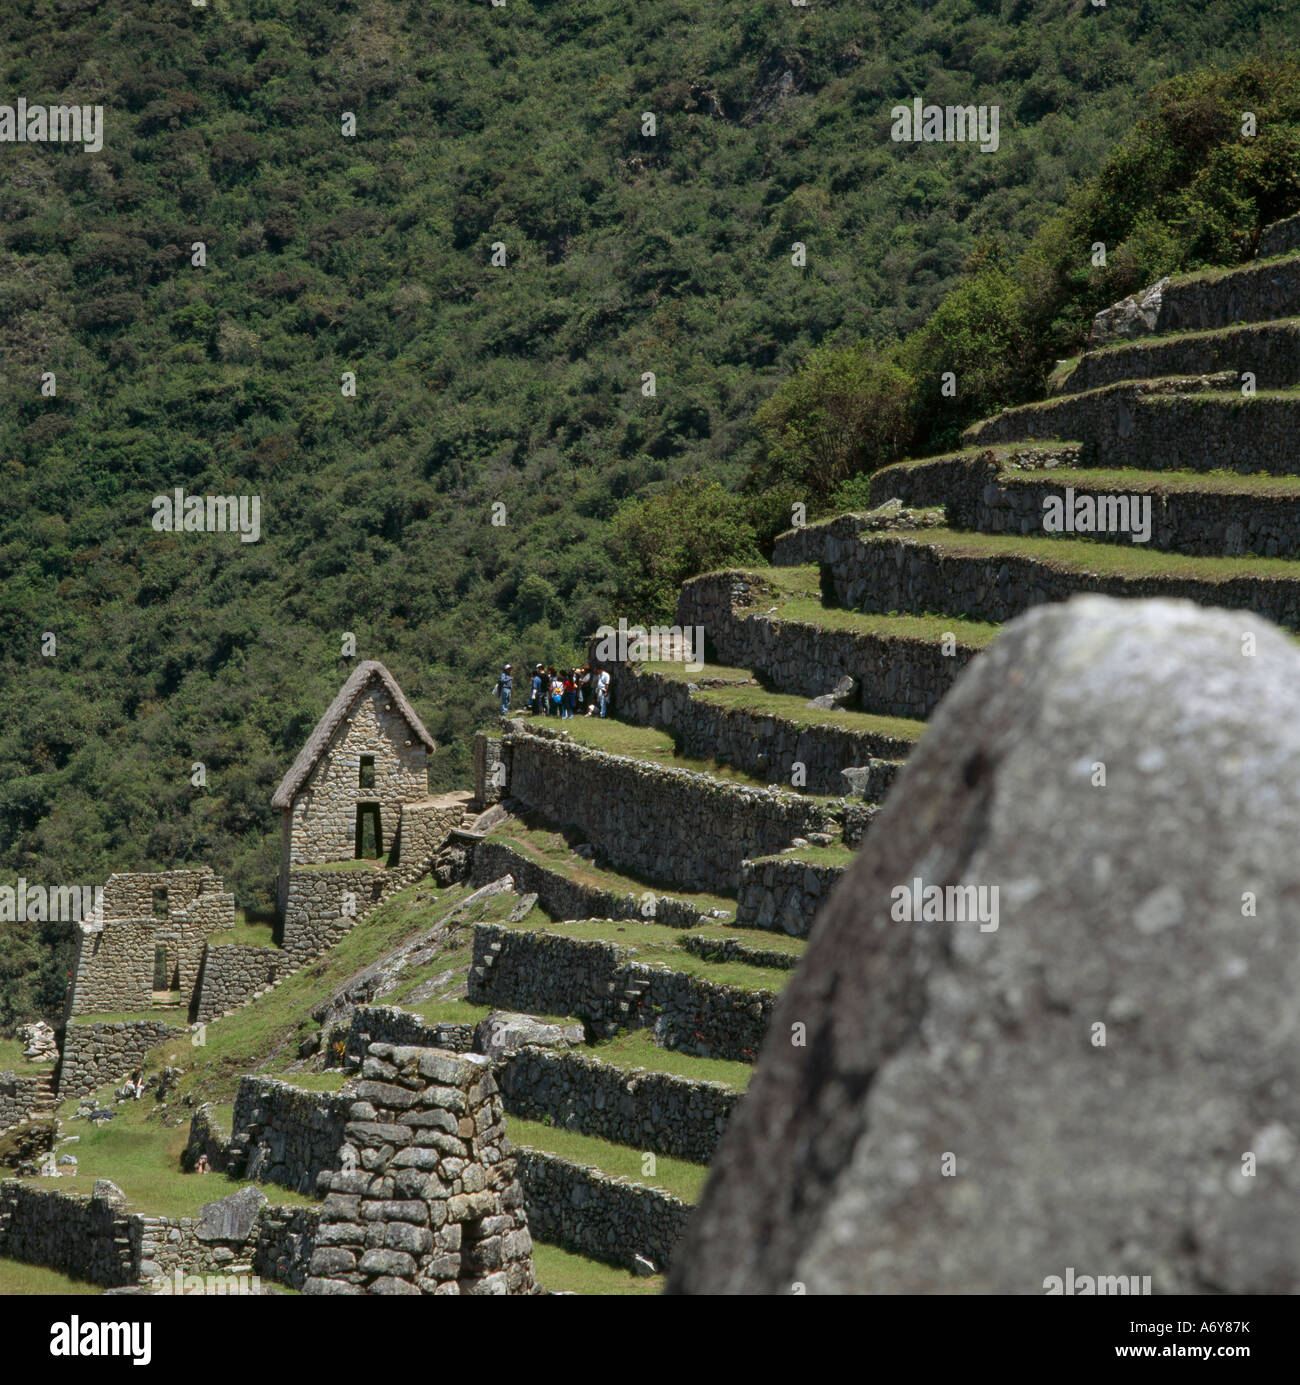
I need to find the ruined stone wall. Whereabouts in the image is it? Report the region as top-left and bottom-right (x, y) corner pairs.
(58, 1020), (185, 1100)
(306, 1044), (536, 1295)
(225, 1077), (353, 1196)
(469, 924), (773, 1062)
(474, 733), (509, 808)
(497, 729), (837, 893)
(470, 839), (717, 929)
(343, 1005), (474, 1065)
(593, 661), (912, 797)
(288, 684), (429, 869)
(499, 1048), (739, 1162)
(193, 944), (282, 1023)
(736, 855), (846, 937)
(1258, 213), (1300, 259)
(0, 1181), (135, 1286)
(66, 917), (160, 1016)
(387, 800), (463, 889)
(0, 1071), (49, 1133)
(254, 1204), (320, 1290)
(512, 1148), (691, 1273)
(676, 572), (977, 721)
(101, 868), (221, 919)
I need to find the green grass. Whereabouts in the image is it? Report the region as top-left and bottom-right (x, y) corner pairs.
(501, 916), (795, 992)
(630, 659), (756, 685)
(752, 841), (857, 869)
(44, 1096), (316, 1218)
(531, 1240), (664, 1295)
(1017, 466), (1300, 496)
(0, 1037), (50, 1071)
(69, 1011), (183, 1026)
(0, 1258), (104, 1295)
(588, 1029), (752, 1091)
(871, 526), (1300, 581)
(208, 920), (280, 948)
(487, 813), (737, 915)
(690, 681), (924, 741)
(508, 1117), (709, 1204)
(730, 564), (1001, 647)
(264, 1071), (353, 1092)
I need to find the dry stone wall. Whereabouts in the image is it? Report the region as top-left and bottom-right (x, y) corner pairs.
(225, 1077), (353, 1196)
(306, 1044), (536, 1296)
(470, 838), (718, 929)
(676, 572), (977, 720)
(1155, 253), (1300, 332)
(512, 1147), (691, 1273)
(499, 1048), (739, 1162)
(0, 1072), (49, 1132)
(736, 856), (846, 937)
(343, 1005), (474, 1066)
(826, 532), (1300, 631)
(193, 944), (281, 1022)
(595, 661), (912, 796)
(469, 924), (774, 1062)
(1258, 214), (1300, 259)
(58, 1020), (185, 1100)
(281, 866), (387, 964)
(497, 728), (837, 892)
(0, 1181), (134, 1286)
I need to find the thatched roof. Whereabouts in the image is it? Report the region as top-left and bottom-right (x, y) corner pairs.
(271, 661), (434, 810)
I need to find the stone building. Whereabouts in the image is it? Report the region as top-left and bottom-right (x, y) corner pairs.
(272, 661), (443, 924)
(66, 868), (236, 1018)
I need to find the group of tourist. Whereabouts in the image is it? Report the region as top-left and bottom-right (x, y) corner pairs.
(493, 663), (610, 719)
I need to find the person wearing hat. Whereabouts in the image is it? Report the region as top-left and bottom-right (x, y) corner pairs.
(494, 664), (513, 716)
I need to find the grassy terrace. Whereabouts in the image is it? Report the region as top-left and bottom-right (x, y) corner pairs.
(867, 526), (1300, 582)
(752, 841), (858, 870)
(0, 1037), (50, 1071)
(209, 918), (279, 947)
(486, 812), (736, 915)
(41, 1097), (316, 1219)
(499, 915), (797, 993)
(69, 1010), (184, 1026)
(0, 1259), (104, 1295)
(532, 1241), (664, 1295)
(736, 563), (1002, 646)
(508, 1116), (709, 1204)
(1004, 467), (1300, 496)
(516, 714), (843, 803)
(629, 659), (926, 743)
(588, 1029), (752, 1090)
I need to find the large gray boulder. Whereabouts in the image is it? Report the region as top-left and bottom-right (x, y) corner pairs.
(197, 1186), (267, 1243)
(669, 596), (1300, 1294)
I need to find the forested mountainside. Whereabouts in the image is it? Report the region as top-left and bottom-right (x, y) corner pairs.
(1, 0), (1297, 1026)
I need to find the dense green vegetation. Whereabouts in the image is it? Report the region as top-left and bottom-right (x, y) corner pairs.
(1, 0), (1297, 1026)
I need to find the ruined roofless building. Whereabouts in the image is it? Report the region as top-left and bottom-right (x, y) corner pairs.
(272, 661), (436, 916)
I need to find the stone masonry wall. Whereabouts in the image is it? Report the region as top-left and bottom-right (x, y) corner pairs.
(676, 571), (978, 721)
(58, 1020), (185, 1100)
(736, 855), (847, 937)
(193, 944), (281, 1023)
(281, 866), (387, 964)
(306, 1044), (536, 1295)
(593, 660), (913, 797)
(343, 1005), (474, 1066)
(512, 1148), (691, 1273)
(1155, 252), (1300, 333)
(825, 532), (1300, 631)
(470, 839), (719, 929)
(1063, 318), (1300, 395)
(498, 728), (838, 892)
(965, 378), (1300, 477)
(225, 1077), (354, 1196)
(0, 1071), (50, 1133)
(498, 1048), (739, 1163)
(0, 1181), (135, 1286)
(1258, 213), (1300, 259)
(469, 924), (774, 1062)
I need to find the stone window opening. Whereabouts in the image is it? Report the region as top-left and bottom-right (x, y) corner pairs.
(355, 803), (383, 859)
(152, 945), (169, 992)
(359, 754), (375, 790)
(458, 1215), (489, 1289)
(152, 886), (168, 919)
